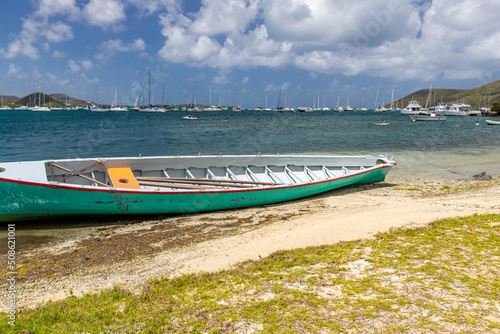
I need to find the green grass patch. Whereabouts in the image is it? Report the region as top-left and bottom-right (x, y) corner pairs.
(2, 214), (500, 333)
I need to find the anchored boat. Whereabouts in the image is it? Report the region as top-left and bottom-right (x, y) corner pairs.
(410, 113), (447, 121)
(0, 154), (395, 221)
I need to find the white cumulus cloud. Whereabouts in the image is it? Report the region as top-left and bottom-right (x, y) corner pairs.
(95, 38), (147, 63)
(0, 0), (79, 59)
(68, 59), (93, 73)
(190, 0), (260, 36)
(83, 0), (126, 30)
(155, 0), (500, 83)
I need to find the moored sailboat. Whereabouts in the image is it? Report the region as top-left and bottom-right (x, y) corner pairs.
(90, 86), (110, 112)
(0, 90), (11, 110)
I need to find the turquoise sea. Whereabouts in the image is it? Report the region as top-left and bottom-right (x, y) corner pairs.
(1, 109), (499, 180)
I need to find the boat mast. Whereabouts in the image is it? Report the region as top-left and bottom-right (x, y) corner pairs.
(194, 86), (197, 108)
(148, 69), (151, 106)
(425, 84), (432, 109)
(390, 89), (394, 109)
(374, 86), (380, 109)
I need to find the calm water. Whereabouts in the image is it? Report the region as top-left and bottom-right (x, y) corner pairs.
(1, 109), (499, 179)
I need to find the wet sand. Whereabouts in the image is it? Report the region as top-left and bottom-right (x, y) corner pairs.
(1, 175), (499, 309)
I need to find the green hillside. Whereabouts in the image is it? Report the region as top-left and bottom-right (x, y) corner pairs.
(394, 81), (500, 108)
(5, 93), (87, 108)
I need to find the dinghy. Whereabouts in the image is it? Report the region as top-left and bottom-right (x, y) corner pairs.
(0, 154), (395, 221)
(410, 113), (447, 121)
(486, 119), (500, 125)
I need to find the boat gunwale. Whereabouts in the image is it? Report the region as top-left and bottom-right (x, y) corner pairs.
(0, 164), (394, 195)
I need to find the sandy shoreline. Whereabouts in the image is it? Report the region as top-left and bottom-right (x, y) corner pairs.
(1, 175), (500, 310)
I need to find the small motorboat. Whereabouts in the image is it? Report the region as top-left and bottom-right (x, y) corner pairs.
(486, 119), (500, 125)
(410, 113), (447, 121)
(183, 115), (197, 120)
(0, 154), (396, 221)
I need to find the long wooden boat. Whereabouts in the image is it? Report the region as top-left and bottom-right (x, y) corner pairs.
(0, 154), (396, 222)
(410, 114), (447, 121)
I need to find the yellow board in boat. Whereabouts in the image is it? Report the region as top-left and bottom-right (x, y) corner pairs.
(107, 167), (141, 189)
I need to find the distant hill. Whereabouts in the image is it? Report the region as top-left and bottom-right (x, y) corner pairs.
(6, 93), (87, 107)
(1, 95), (20, 104)
(394, 80), (500, 108)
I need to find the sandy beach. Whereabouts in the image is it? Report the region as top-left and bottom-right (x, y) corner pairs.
(1, 175), (500, 310)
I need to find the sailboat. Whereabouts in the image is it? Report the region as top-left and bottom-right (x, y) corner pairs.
(31, 87), (51, 112)
(263, 95), (272, 111)
(297, 87), (312, 112)
(90, 86), (110, 112)
(390, 88), (397, 111)
(313, 95), (322, 111)
(321, 93), (330, 111)
(139, 69), (166, 113)
(333, 93), (343, 112)
(344, 97), (354, 111)
(358, 95), (368, 111)
(274, 88), (286, 112)
(203, 86), (219, 111)
(0, 90), (11, 110)
(373, 86), (384, 112)
(232, 87), (242, 112)
(110, 89), (127, 111)
(187, 86), (202, 112)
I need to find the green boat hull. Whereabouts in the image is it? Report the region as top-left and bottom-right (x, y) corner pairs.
(0, 166), (392, 222)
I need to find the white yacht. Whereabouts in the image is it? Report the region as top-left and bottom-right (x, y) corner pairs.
(467, 106), (482, 116)
(400, 101), (425, 115)
(110, 106), (128, 111)
(444, 103), (468, 116)
(31, 105), (51, 112)
(90, 105), (110, 112)
(427, 103), (448, 116)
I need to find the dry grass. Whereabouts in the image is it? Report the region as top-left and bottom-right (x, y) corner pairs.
(2, 214), (499, 333)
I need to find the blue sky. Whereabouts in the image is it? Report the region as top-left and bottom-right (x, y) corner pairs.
(1, 0), (500, 108)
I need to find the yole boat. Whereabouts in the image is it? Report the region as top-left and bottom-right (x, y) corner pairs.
(0, 154), (396, 221)
(410, 113), (447, 121)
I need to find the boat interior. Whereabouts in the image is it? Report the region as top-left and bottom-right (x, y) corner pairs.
(44, 155), (389, 191)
